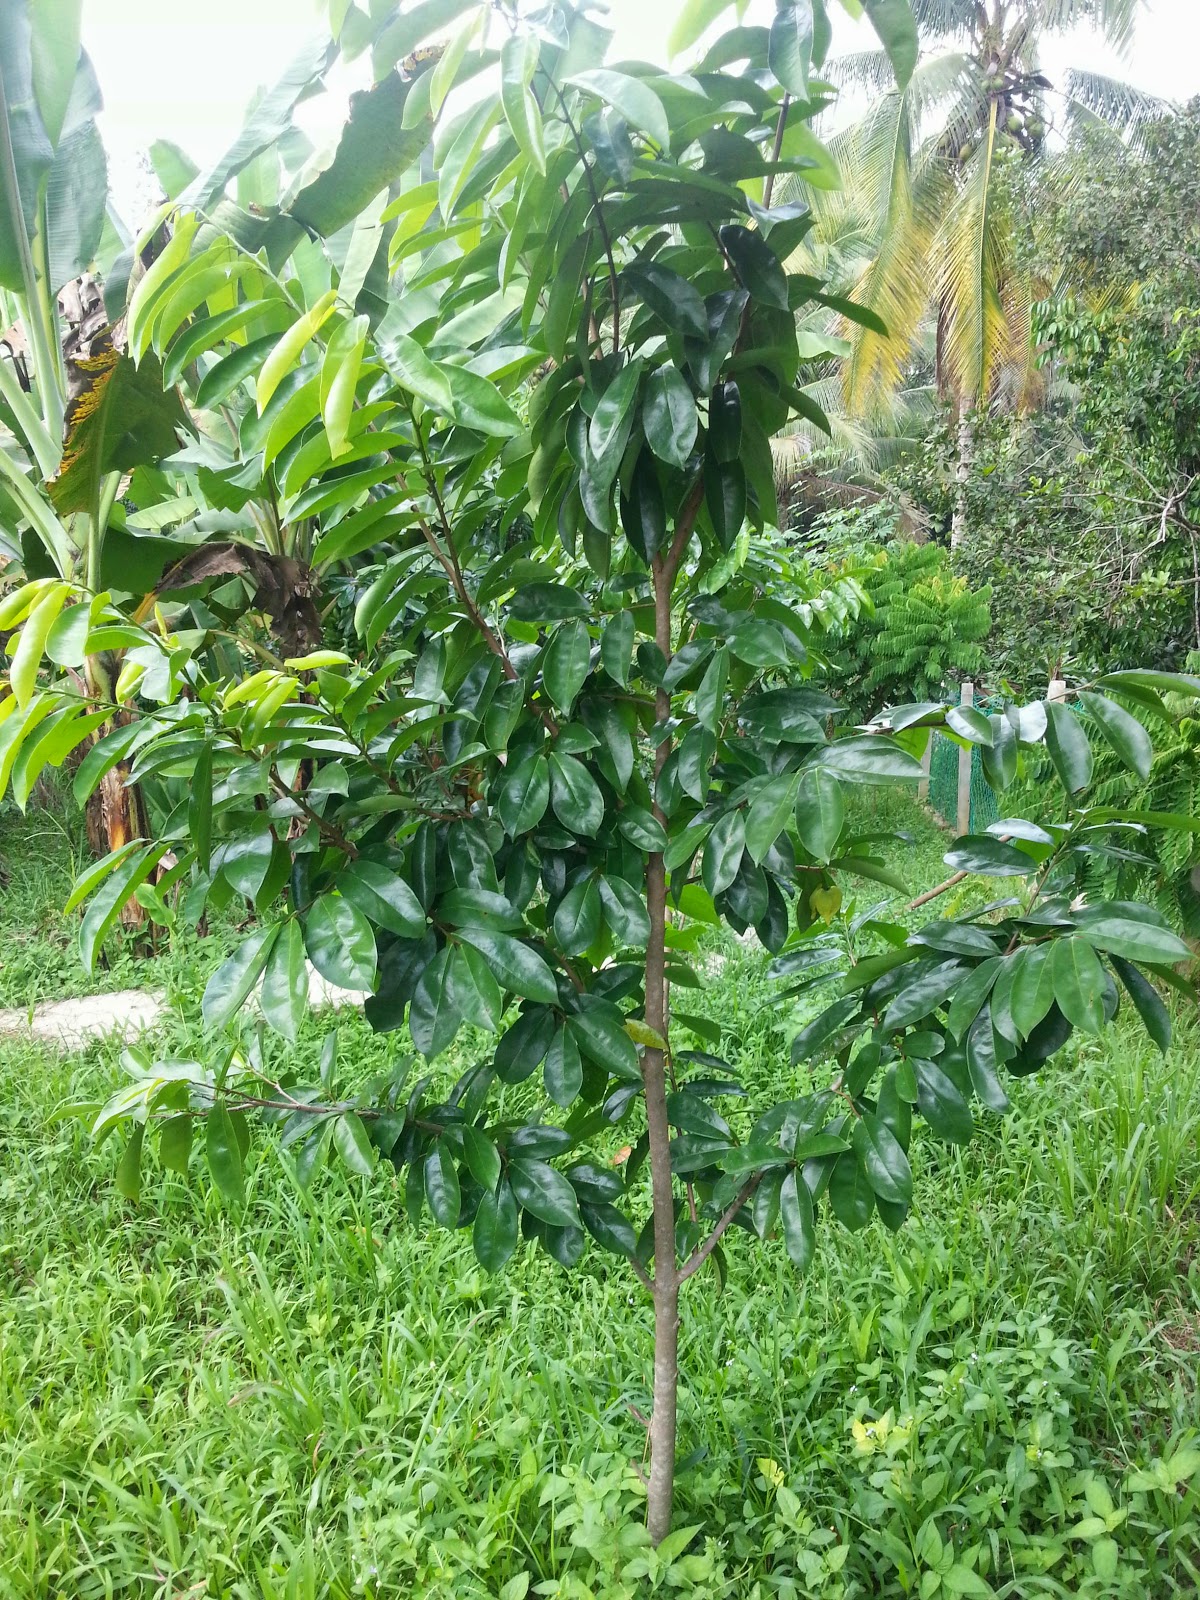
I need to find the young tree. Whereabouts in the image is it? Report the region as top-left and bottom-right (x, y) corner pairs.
(1, 0), (1195, 1548)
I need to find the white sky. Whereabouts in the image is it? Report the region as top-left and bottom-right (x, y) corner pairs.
(82, 0), (1200, 223)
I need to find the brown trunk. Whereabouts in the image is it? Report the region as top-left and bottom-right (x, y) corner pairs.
(644, 553), (680, 1544)
(83, 719), (149, 927)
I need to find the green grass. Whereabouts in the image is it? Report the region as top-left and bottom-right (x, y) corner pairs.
(0, 796), (1198, 1597)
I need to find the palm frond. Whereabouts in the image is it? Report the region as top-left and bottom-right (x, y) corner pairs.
(824, 49), (898, 93)
(1063, 69), (1169, 147)
(1037, 0), (1140, 53)
(909, 0), (981, 41)
(938, 101), (1010, 404)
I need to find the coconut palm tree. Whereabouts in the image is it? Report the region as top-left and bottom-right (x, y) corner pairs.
(806, 0), (1165, 544)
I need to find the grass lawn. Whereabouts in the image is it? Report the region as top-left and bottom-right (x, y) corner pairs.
(0, 795), (1197, 1597)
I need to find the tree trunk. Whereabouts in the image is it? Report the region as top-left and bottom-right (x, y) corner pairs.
(644, 553), (680, 1544)
(82, 659), (148, 926)
(951, 408), (974, 551)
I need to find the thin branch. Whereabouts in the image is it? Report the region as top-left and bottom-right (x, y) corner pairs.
(906, 870), (969, 910)
(678, 1173), (763, 1283)
(552, 82), (621, 356)
(761, 93), (792, 212)
(629, 1256), (655, 1292)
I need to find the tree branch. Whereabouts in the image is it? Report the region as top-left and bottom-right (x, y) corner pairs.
(678, 1172), (763, 1283)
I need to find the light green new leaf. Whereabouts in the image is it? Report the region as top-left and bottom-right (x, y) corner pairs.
(202, 925), (280, 1030)
(256, 290), (337, 415)
(565, 70), (670, 152)
(321, 313), (368, 459)
(260, 918), (309, 1042)
(501, 32), (546, 175)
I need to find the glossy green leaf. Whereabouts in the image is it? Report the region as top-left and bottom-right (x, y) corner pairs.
(795, 766), (843, 863)
(1078, 692), (1153, 781)
(338, 860), (427, 938)
(914, 1058), (975, 1144)
(259, 919), (308, 1042)
(1010, 944), (1056, 1039)
(206, 1102), (245, 1206)
(1044, 700), (1093, 794)
(544, 1026), (584, 1107)
(333, 1112), (376, 1177)
(854, 1112), (912, 1206)
(1110, 956), (1171, 1055)
(457, 927), (559, 1006)
(500, 31), (546, 175)
(565, 69), (670, 151)
(496, 752), (551, 837)
(702, 809), (746, 898)
(828, 1148), (874, 1230)
(158, 1114), (193, 1176)
(1050, 936), (1107, 1035)
(553, 876), (602, 955)
(473, 1178), (519, 1270)
(779, 1168), (815, 1270)
(202, 925), (280, 1030)
(643, 365), (698, 469)
(719, 225), (788, 311)
(588, 359), (643, 486)
(598, 874), (651, 946)
(542, 620), (591, 712)
(624, 260), (707, 340)
(769, 0), (814, 95)
(424, 1143), (461, 1226)
(745, 774), (799, 865)
(862, 0), (920, 88)
(509, 1157), (582, 1228)
(304, 894), (378, 990)
(115, 1124), (145, 1203)
(549, 752), (604, 836)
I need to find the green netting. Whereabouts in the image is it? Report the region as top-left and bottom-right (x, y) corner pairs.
(926, 692), (1001, 834)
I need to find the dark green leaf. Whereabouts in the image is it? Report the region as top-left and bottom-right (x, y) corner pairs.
(202, 925), (280, 1031)
(795, 767), (843, 863)
(702, 809), (746, 897)
(828, 1148), (874, 1230)
(1078, 693), (1153, 781)
(854, 1112), (912, 1206)
(496, 752), (551, 837)
(643, 365), (697, 469)
(914, 1059), (974, 1144)
(769, 0), (813, 95)
(338, 860), (427, 938)
(624, 260), (708, 339)
(1050, 936), (1107, 1035)
(473, 1179), (519, 1270)
(458, 928), (559, 1005)
(883, 961), (966, 1031)
(542, 620), (592, 713)
(1044, 700), (1093, 794)
(425, 1144), (462, 1227)
(549, 752), (604, 836)
(553, 876), (603, 955)
(509, 1157), (582, 1228)
(544, 1027), (584, 1106)
(333, 1112), (376, 1177)
(944, 835), (1036, 877)
(1110, 956), (1171, 1055)
(718, 224), (788, 311)
(206, 1102), (245, 1206)
(303, 894), (377, 990)
(818, 738), (924, 783)
(588, 360), (643, 486)
(779, 1168), (815, 1270)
